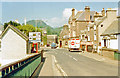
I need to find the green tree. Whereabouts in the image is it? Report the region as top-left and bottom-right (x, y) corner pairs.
(16, 24), (42, 36)
(4, 21), (21, 30)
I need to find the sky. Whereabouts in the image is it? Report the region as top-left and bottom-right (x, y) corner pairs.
(1, 1), (119, 28)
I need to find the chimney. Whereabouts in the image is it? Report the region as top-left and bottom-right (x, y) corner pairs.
(85, 6), (90, 11)
(72, 8), (75, 18)
(106, 8), (117, 18)
(101, 8), (105, 16)
(94, 12), (101, 21)
(85, 6), (90, 20)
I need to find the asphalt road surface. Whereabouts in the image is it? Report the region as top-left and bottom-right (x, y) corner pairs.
(43, 48), (118, 76)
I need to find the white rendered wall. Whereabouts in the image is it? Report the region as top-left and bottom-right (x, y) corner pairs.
(110, 39), (118, 49)
(118, 35), (120, 51)
(1, 28), (27, 59)
(101, 36), (118, 49)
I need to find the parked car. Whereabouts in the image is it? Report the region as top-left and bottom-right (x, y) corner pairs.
(51, 42), (57, 49)
(47, 44), (50, 47)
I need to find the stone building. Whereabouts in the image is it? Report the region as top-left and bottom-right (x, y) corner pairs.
(68, 6), (95, 38)
(59, 24), (69, 48)
(47, 35), (58, 46)
(68, 6), (96, 51)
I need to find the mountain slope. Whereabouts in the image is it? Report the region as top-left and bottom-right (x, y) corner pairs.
(24, 20), (62, 36)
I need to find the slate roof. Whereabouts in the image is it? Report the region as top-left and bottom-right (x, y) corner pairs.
(76, 11), (96, 21)
(101, 20), (120, 36)
(68, 11), (83, 22)
(0, 25), (29, 40)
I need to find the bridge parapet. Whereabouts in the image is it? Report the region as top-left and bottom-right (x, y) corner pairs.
(0, 50), (43, 78)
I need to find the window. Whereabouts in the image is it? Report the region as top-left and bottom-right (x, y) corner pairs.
(88, 36), (90, 41)
(99, 42), (101, 46)
(94, 25), (96, 30)
(101, 24), (103, 27)
(65, 41), (68, 45)
(90, 15), (92, 20)
(82, 35), (85, 39)
(73, 31), (76, 37)
(33, 34), (36, 36)
(33, 38), (36, 40)
(88, 27), (90, 31)
(94, 35), (96, 40)
(104, 39), (106, 47)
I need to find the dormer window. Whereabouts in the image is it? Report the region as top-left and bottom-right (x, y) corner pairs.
(94, 25), (96, 30)
(101, 24), (103, 27)
(90, 15), (92, 20)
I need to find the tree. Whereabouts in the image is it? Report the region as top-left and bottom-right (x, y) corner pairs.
(16, 24), (42, 36)
(4, 21), (21, 30)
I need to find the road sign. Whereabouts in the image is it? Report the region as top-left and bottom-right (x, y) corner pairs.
(29, 32), (41, 42)
(71, 41), (74, 45)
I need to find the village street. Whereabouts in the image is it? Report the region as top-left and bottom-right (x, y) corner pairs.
(40, 48), (118, 76)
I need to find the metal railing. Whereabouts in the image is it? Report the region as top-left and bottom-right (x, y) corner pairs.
(0, 50), (43, 78)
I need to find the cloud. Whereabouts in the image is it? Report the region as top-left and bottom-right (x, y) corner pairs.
(63, 8), (78, 19)
(63, 8), (72, 19)
(44, 8), (78, 28)
(47, 17), (65, 27)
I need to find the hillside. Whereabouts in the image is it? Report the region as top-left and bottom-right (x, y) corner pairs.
(24, 20), (62, 36)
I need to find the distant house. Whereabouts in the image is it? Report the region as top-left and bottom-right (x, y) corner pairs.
(0, 25), (29, 59)
(59, 24), (69, 48)
(47, 35), (58, 46)
(100, 18), (120, 59)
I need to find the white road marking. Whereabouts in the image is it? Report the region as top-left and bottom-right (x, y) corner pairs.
(68, 54), (78, 61)
(52, 55), (68, 76)
(73, 57), (78, 61)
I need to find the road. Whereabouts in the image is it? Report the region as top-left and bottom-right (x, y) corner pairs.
(43, 48), (118, 76)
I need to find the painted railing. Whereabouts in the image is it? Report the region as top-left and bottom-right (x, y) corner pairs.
(0, 50), (43, 78)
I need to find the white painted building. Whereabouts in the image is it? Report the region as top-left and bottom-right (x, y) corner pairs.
(0, 25), (29, 60)
(100, 19), (120, 51)
(94, 8), (117, 53)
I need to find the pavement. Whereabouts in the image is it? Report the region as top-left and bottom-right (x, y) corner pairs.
(78, 51), (118, 66)
(39, 52), (64, 76)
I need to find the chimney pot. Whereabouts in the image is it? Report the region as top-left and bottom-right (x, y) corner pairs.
(72, 8), (75, 19)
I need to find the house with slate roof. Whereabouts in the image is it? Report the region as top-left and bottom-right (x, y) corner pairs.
(68, 6), (96, 38)
(59, 24), (69, 48)
(0, 25), (29, 59)
(95, 8), (117, 53)
(100, 17), (120, 59)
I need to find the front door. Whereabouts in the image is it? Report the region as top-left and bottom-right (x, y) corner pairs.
(60, 41), (62, 48)
(104, 39), (106, 47)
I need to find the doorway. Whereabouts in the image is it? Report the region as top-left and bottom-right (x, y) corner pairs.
(60, 41), (62, 48)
